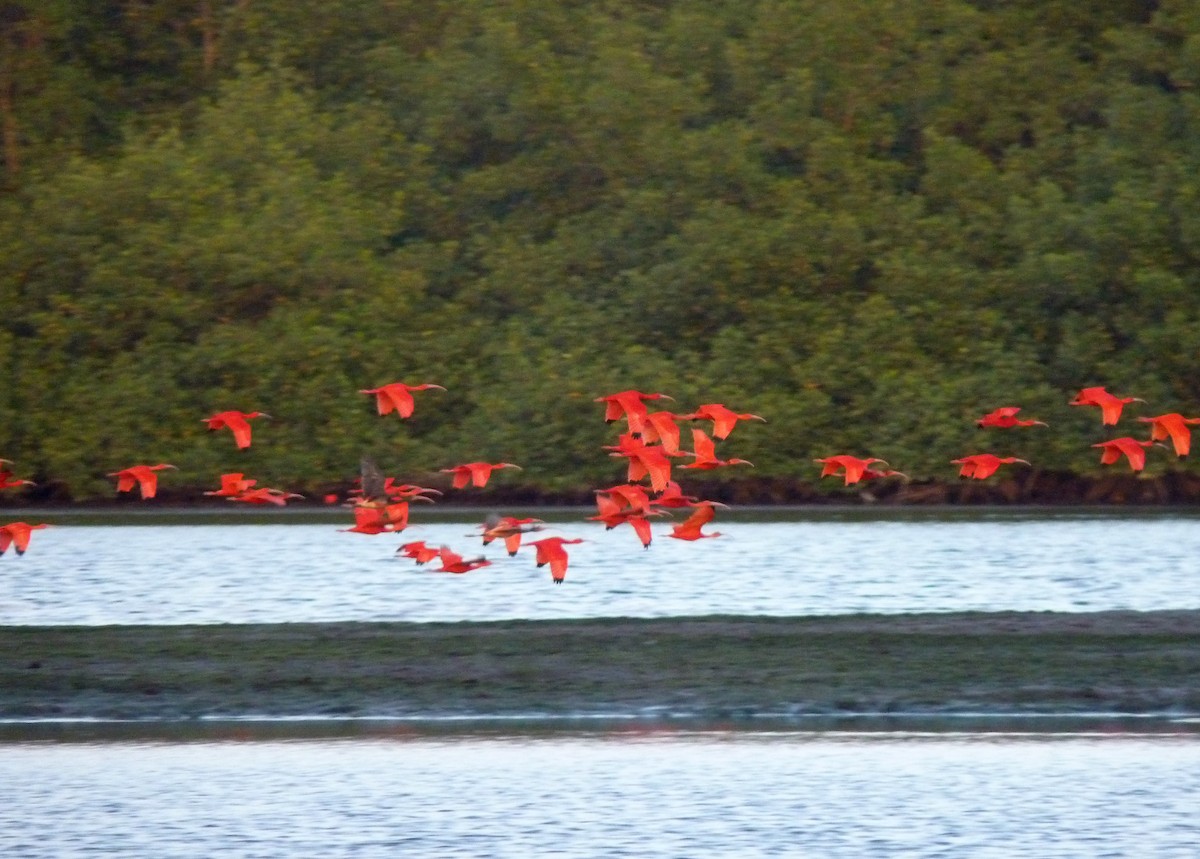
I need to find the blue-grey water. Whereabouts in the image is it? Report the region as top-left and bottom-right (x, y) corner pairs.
(0, 507), (1197, 624)
(4, 510), (1198, 856)
(0, 731), (1197, 858)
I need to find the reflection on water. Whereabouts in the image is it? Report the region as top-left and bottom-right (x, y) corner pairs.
(0, 732), (1197, 858)
(2, 508), (1200, 624)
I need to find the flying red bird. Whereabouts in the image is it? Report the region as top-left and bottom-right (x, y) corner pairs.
(976, 407), (1047, 429)
(686, 403), (766, 440)
(594, 390), (674, 435)
(651, 481), (703, 509)
(680, 429), (754, 471)
(229, 487), (305, 506)
(526, 536), (585, 583)
(1137, 413), (1200, 458)
(341, 501), (412, 532)
(595, 483), (654, 515)
(360, 382), (446, 418)
(203, 473), (257, 497)
(397, 540), (440, 565)
(668, 502), (724, 542)
(605, 435), (679, 493)
(639, 411), (690, 454)
(202, 410), (271, 449)
(478, 514), (545, 556)
(0, 522), (50, 556)
(1069, 386), (1145, 426)
(109, 463), (177, 499)
(588, 493), (659, 548)
(1092, 437), (1160, 472)
(813, 455), (888, 486)
(435, 545), (491, 574)
(951, 454), (1030, 480)
(0, 460), (34, 490)
(440, 461), (522, 489)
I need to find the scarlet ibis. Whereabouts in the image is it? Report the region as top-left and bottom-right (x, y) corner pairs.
(680, 429), (754, 471)
(594, 390), (674, 435)
(229, 487), (305, 506)
(440, 461), (522, 489)
(526, 536), (584, 583)
(0, 461), (34, 490)
(813, 455), (886, 486)
(639, 410), (690, 454)
(1070, 386), (1145, 426)
(976, 407), (1047, 428)
(951, 454), (1030, 479)
(686, 403), (766, 440)
(1137, 413), (1200, 457)
(595, 484), (654, 515)
(478, 514), (545, 556)
(108, 464), (177, 499)
(359, 382), (446, 418)
(0, 522), (50, 556)
(668, 502), (723, 541)
(202, 411), (270, 449)
(345, 501), (412, 531)
(651, 481), (703, 509)
(435, 545), (491, 574)
(604, 435), (678, 493)
(1092, 437), (1161, 472)
(203, 473), (257, 497)
(397, 540), (440, 565)
(588, 494), (658, 547)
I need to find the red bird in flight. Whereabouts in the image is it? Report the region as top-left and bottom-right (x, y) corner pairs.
(229, 487), (305, 506)
(435, 545), (491, 574)
(204, 473), (257, 497)
(976, 407), (1047, 429)
(478, 514), (545, 556)
(668, 502), (724, 542)
(686, 403), (766, 440)
(951, 454), (1030, 480)
(595, 390), (674, 436)
(0, 522), (50, 556)
(109, 463), (177, 499)
(639, 411), (690, 454)
(441, 462), (522, 489)
(1137, 413), (1200, 458)
(680, 429), (754, 471)
(202, 411), (271, 449)
(0, 460), (34, 490)
(605, 434), (680, 493)
(814, 455), (888, 486)
(526, 536), (585, 584)
(1092, 437), (1160, 472)
(397, 540), (441, 565)
(1069, 386), (1145, 426)
(589, 493), (659, 548)
(360, 382), (446, 418)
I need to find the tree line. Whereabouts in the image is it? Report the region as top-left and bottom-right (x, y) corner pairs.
(2, 1), (1199, 502)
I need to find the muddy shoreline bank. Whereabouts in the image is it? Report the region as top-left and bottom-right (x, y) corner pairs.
(3, 612), (1198, 722)
(8, 468), (1200, 508)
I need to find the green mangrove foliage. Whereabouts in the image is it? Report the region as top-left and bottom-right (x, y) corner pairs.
(2, 1), (1200, 499)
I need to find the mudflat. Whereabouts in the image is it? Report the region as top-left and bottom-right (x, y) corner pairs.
(2, 612), (1199, 721)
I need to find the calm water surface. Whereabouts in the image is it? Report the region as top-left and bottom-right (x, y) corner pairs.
(0, 731), (1196, 858)
(1, 507), (1198, 624)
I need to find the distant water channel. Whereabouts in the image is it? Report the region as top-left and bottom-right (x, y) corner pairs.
(2, 507), (1199, 625)
(0, 731), (1197, 858)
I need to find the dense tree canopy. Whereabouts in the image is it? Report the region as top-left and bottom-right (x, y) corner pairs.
(2, 0), (1199, 502)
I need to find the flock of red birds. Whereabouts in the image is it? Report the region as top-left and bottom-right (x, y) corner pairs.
(1, 382), (1196, 582)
